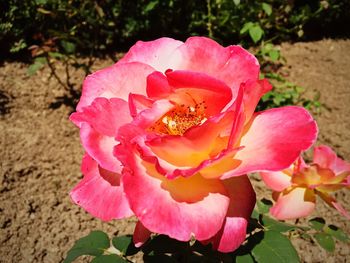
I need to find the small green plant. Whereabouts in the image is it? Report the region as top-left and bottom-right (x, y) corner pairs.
(64, 200), (349, 263)
(253, 41), (321, 113)
(257, 72), (321, 113)
(27, 38), (95, 107)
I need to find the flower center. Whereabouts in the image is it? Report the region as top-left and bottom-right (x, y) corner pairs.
(149, 101), (207, 135)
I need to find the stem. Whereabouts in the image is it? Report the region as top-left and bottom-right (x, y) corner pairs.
(206, 0), (214, 38)
(46, 55), (69, 91)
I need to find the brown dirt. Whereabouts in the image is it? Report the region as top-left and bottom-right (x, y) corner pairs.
(1, 39), (349, 263)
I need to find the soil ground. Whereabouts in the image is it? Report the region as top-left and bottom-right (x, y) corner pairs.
(1, 39), (349, 263)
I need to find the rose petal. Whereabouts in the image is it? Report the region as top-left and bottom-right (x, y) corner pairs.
(313, 145), (350, 174)
(80, 123), (121, 172)
(260, 170), (292, 192)
(174, 37), (260, 91)
(122, 154), (230, 241)
(146, 71), (172, 99)
(77, 62), (155, 111)
(165, 70), (232, 116)
(146, 70), (233, 117)
(128, 93), (154, 117)
(209, 175), (256, 252)
(133, 221), (151, 248)
(221, 106), (318, 179)
(316, 190), (350, 220)
(241, 79), (272, 123)
(331, 202), (350, 220)
(71, 98), (132, 137)
(270, 187), (316, 220)
(118, 37), (184, 72)
(70, 154), (133, 221)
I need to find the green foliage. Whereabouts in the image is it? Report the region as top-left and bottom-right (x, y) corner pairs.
(256, 198), (273, 214)
(308, 217), (326, 231)
(257, 72), (322, 112)
(64, 231), (111, 263)
(64, 210), (349, 262)
(251, 231), (299, 263)
(324, 225), (350, 242)
(314, 233), (335, 252)
(112, 235), (139, 256)
(1, 0), (349, 59)
(261, 215), (300, 233)
(27, 57), (47, 75)
(307, 217), (349, 253)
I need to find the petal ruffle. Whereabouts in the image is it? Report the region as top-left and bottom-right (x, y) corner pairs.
(70, 154), (133, 221)
(174, 37), (260, 91)
(241, 79), (272, 123)
(221, 106), (318, 179)
(270, 187), (316, 220)
(313, 145), (350, 174)
(146, 70), (233, 117)
(77, 62), (155, 111)
(260, 170), (292, 192)
(122, 154), (230, 242)
(118, 37), (184, 72)
(71, 98), (132, 137)
(80, 123), (121, 172)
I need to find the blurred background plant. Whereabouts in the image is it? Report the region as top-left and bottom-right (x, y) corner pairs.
(2, 0), (347, 107)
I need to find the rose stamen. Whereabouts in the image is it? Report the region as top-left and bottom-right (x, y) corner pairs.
(149, 101), (207, 135)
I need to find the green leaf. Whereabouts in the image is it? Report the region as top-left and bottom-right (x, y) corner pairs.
(112, 235), (135, 255)
(144, 1), (158, 13)
(27, 57), (47, 75)
(251, 209), (260, 220)
(308, 217), (325, 231)
(268, 49), (280, 61)
(240, 22), (254, 35)
(314, 233), (335, 252)
(252, 231), (300, 263)
(257, 198), (273, 214)
(233, 0), (240, 6)
(324, 225), (349, 242)
(261, 215), (297, 232)
(48, 52), (64, 59)
(27, 62), (44, 75)
(61, 40), (76, 54)
(64, 231), (110, 263)
(35, 57), (47, 64)
(249, 25), (264, 43)
(91, 254), (127, 263)
(236, 253), (255, 263)
(10, 39), (27, 53)
(262, 3), (272, 16)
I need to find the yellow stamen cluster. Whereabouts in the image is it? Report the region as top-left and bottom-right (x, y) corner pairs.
(149, 102), (207, 135)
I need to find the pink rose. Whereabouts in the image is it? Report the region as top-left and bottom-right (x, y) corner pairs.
(70, 37), (318, 252)
(261, 145), (350, 220)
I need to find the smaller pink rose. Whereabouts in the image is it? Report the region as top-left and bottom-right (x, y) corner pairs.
(260, 145), (350, 220)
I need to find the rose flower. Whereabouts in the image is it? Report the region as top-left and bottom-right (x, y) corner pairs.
(260, 145), (350, 220)
(70, 37), (317, 252)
